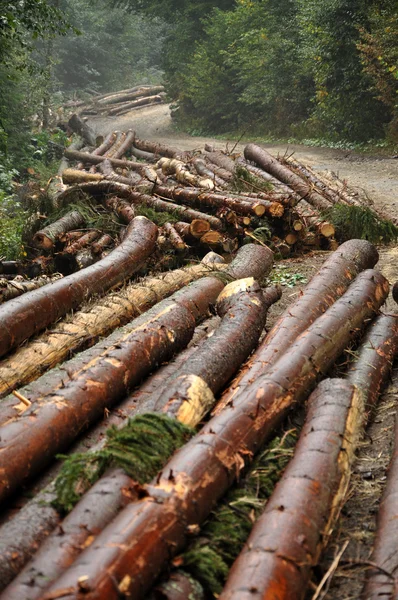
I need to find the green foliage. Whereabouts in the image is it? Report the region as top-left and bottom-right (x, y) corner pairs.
(134, 205), (179, 226)
(54, 412), (194, 513)
(324, 203), (398, 244)
(268, 265), (308, 287)
(232, 165), (273, 194)
(176, 429), (297, 595)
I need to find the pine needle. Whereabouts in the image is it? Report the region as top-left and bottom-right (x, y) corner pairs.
(324, 203), (398, 244)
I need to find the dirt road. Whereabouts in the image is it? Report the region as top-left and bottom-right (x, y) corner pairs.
(89, 103), (398, 600)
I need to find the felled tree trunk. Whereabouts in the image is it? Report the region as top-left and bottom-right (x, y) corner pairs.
(193, 158), (228, 188)
(110, 129), (135, 158)
(104, 196), (135, 223)
(244, 144), (332, 212)
(0, 275), (63, 304)
(0, 261), (230, 400)
(204, 151), (236, 173)
(163, 223), (187, 252)
(130, 192), (223, 230)
(294, 199), (335, 238)
(91, 234), (113, 255)
(98, 159), (140, 185)
(98, 86), (164, 106)
(91, 131), (117, 156)
(214, 239), (379, 416)
(133, 137), (181, 159)
(108, 94), (164, 116)
(0, 217), (158, 359)
(173, 220), (211, 242)
(63, 147), (145, 173)
(0, 244), (273, 501)
(393, 281), (398, 305)
(158, 157), (214, 189)
(220, 313), (398, 600)
(40, 270), (388, 600)
(68, 114), (97, 147)
(32, 211), (85, 250)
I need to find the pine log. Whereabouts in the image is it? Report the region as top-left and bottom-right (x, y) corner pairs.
(193, 158), (227, 188)
(104, 196), (135, 223)
(220, 313), (398, 600)
(91, 234), (113, 255)
(108, 94), (164, 116)
(63, 230), (100, 254)
(174, 220), (211, 242)
(130, 191), (224, 230)
(32, 211), (84, 249)
(204, 151), (236, 173)
(106, 131), (127, 158)
(91, 131), (117, 156)
(133, 137), (181, 159)
(130, 144), (157, 162)
(56, 181), (137, 207)
(97, 158), (138, 185)
(393, 281), (398, 305)
(114, 99), (163, 116)
(163, 223), (187, 251)
(68, 114), (96, 147)
(244, 144), (332, 212)
(154, 184), (281, 218)
(59, 230), (85, 245)
(0, 275), (63, 304)
(158, 157), (214, 189)
(63, 147), (147, 173)
(110, 129), (135, 158)
(103, 130), (122, 156)
(203, 159), (234, 182)
(0, 217), (158, 359)
(40, 270), (388, 600)
(294, 199), (335, 238)
(214, 239), (379, 416)
(0, 244), (273, 501)
(97, 86), (164, 106)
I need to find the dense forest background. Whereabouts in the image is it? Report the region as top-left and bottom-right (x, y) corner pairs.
(0, 0), (396, 203)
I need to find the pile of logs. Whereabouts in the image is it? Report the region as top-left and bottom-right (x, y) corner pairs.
(0, 105), (398, 599)
(63, 84), (166, 118)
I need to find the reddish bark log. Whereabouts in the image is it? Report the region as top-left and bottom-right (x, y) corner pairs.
(0, 244), (272, 502)
(0, 217), (158, 359)
(130, 191), (224, 230)
(244, 144), (332, 212)
(41, 269), (388, 600)
(64, 230), (100, 254)
(33, 211), (85, 249)
(173, 220), (211, 242)
(91, 234), (113, 255)
(104, 196), (135, 223)
(91, 132), (117, 156)
(214, 239), (379, 416)
(294, 199), (335, 238)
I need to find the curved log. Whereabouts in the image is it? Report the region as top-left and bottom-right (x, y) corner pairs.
(214, 239), (379, 416)
(32, 211), (85, 250)
(244, 144), (332, 212)
(40, 270), (388, 600)
(0, 217), (158, 359)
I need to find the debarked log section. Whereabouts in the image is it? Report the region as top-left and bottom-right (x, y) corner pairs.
(0, 244), (273, 502)
(41, 269), (388, 600)
(0, 280), (279, 600)
(0, 217), (158, 359)
(214, 238), (379, 416)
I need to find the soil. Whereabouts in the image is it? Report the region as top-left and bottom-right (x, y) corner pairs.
(88, 104), (398, 599)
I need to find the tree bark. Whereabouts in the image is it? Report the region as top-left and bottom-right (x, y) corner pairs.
(97, 86), (164, 106)
(393, 281), (398, 305)
(32, 211), (85, 250)
(244, 144), (332, 212)
(163, 223), (187, 251)
(193, 158), (228, 188)
(90, 234), (114, 255)
(294, 199), (335, 238)
(63, 147), (146, 172)
(133, 137), (181, 159)
(214, 239), (379, 416)
(104, 196), (135, 223)
(40, 269), (388, 600)
(68, 114), (97, 147)
(173, 220), (211, 241)
(204, 151), (236, 173)
(108, 94), (164, 116)
(0, 262), (229, 400)
(91, 131), (117, 156)
(97, 159), (141, 185)
(0, 217), (158, 359)
(0, 244), (273, 501)
(110, 129), (135, 158)
(63, 230), (100, 255)
(0, 275), (63, 304)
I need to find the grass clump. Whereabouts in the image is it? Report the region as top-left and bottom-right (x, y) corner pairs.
(232, 165), (273, 194)
(54, 413), (194, 513)
(135, 204), (180, 226)
(325, 203), (398, 244)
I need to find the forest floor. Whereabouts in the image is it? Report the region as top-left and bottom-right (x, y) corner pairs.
(89, 103), (398, 599)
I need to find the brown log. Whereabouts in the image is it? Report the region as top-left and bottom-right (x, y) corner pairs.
(294, 199), (335, 238)
(98, 159), (141, 185)
(0, 282), (275, 599)
(64, 230), (100, 254)
(203, 159), (234, 182)
(214, 239), (379, 416)
(0, 245), (273, 501)
(97, 86), (164, 106)
(56, 180), (137, 207)
(0, 217), (157, 359)
(32, 211), (85, 250)
(40, 270), (388, 600)
(193, 158), (227, 188)
(130, 191), (224, 230)
(204, 151), (236, 173)
(393, 281), (398, 305)
(59, 230), (85, 245)
(285, 232), (298, 245)
(221, 313), (398, 600)
(151, 572), (204, 600)
(110, 129), (135, 158)
(173, 220), (211, 243)
(0, 275), (63, 304)
(130, 144), (157, 162)
(68, 114), (97, 147)
(113, 99), (163, 116)
(198, 230), (224, 246)
(63, 148), (146, 173)
(103, 130), (122, 156)
(104, 196), (135, 223)
(154, 184), (282, 218)
(108, 94), (164, 116)
(106, 131), (127, 158)
(91, 234), (113, 255)
(163, 223), (187, 252)
(158, 157), (214, 190)
(91, 131), (117, 156)
(133, 137), (181, 159)
(244, 144), (332, 212)
(0, 261), (229, 400)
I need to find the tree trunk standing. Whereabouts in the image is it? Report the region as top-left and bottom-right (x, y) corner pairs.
(214, 239), (379, 416)
(40, 270), (388, 600)
(0, 217), (158, 359)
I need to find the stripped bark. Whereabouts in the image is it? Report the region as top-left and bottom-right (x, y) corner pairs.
(220, 314), (398, 600)
(32, 211), (85, 250)
(0, 275), (63, 304)
(0, 244), (273, 500)
(40, 270), (388, 600)
(214, 239), (379, 415)
(158, 157), (214, 189)
(130, 192), (224, 230)
(244, 144), (332, 212)
(110, 129), (135, 158)
(163, 223), (187, 251)
(106, 131), (126, 158)
(68, 114), (96, 147)
(0, 217), (158, 359)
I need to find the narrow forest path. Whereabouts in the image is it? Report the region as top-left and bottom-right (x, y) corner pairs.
(87, 103), (398, 599)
